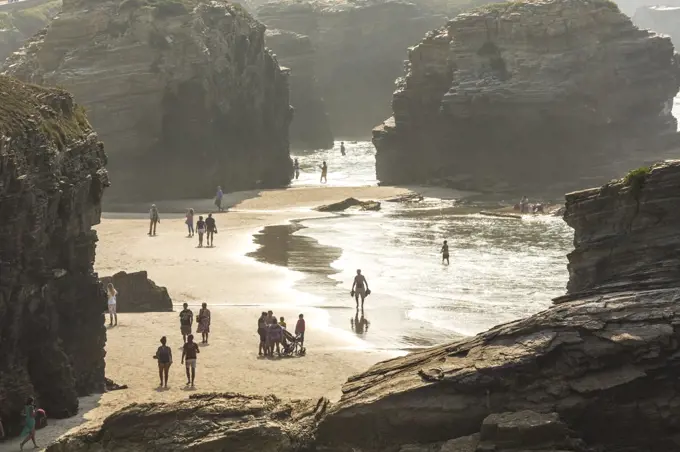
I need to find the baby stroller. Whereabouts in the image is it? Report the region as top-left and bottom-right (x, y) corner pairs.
(282, 329), (306, 356)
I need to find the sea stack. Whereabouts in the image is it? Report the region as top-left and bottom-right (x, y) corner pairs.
(0, 76), (108, 432)
(373, 0), (680, 195)
(3, 0), (293, 201)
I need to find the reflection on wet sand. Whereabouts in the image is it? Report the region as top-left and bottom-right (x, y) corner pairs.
(350, 313), (370, 336)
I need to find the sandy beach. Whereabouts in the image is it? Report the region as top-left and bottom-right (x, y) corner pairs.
(0, 185), (410, 451)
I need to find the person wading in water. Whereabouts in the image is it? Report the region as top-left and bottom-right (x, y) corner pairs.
(441, 240), (450, 265)
(319, 161), (328, 183)
(340, 142), (346, 156)
(351, 269), (370, 311)
(293, 158), (300, 180)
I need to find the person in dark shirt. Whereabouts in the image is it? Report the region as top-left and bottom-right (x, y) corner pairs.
(257, 311), (267, 356)
(196, 216), (206, 248)
(295, 314), (306, 348)
(181, 334), (200, 387)
(205, 213), (217, 247)
(154, 336), (173, 388)
(441, 240), (450, 265)
(179, 303), (193, 343)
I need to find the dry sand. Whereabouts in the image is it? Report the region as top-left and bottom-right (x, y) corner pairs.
(0, 186), (410, 451)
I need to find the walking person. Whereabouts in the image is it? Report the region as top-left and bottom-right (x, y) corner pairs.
(293, 158), (300, 180)
(319, 161), (328, 184)
(186, 208), (195, 237)
(441, 240), (450, 265)
(196, 216), (206, 248)
(19, 397), (37, 450)
(106, 283), (118, 326)
(179, 303), (193, 343)
(154, 336), (173, 388)
(258, 311), (267, 356)
(181, 334), (200, 387)
(215, 186), (224, 212)
(148, 204), (160, 236)
(295, 314), (305, 348)
(351, 269), (370, 311)
(197, 303), (211, 344)
(205, 213), (217, 247)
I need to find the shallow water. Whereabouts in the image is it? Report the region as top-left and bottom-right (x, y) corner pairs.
(248, 145), (571, 349)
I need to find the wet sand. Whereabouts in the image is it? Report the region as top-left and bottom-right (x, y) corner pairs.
(0, 186), (409, 452)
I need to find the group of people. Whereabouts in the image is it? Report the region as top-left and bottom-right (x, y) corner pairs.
(291, 141), (347, 183)
(257, 311), (305, 357)
(152, 302), (212, 388)
(185, 210), (218, 247)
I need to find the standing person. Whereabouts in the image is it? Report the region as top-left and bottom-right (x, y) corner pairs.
(154, 336), (173, 388)
(148, 204), (160, 236)
(293, 158), (300, 180)
(19, 397), (37, 450)
(106, 283), (118, 326)
(0, 417), (5, 439)
(181, 334), (200, 387)
(179, 303), (193, 343)
(266, 310), (275, 325)
(279, 316), (287, 329)
(351, 269), (369, 311)
(441, 240), (450, 265)
(205, 213), (217, 247)
(319, 161), (328, 184)
(197, 303), (211, 344)
(340, 141), (346, 156)
(295, 314), (305, 348)
(196, 215), (206, 248)
(257, 311), (267, 356)
(268, 320), (283, 357)
(186, 208), (195, 238)
(215, 186), (224, 212)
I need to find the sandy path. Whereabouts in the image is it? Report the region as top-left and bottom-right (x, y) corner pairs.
(0, 186), (409, 451)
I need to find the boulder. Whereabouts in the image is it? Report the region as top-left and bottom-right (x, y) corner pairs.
(257, 0), (443, 138)
(0, 75), (108, 435)
(373, 0), (680, 196)
(3, 0), (293, 201)
(315, 197), (380, 212)
(45, 393), (327, 452)
(0, 0), (61, 62)
(100, 271), (172, 313)
(266, 28), (333, 150)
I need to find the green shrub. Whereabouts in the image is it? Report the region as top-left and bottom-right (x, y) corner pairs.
(623, 166), (651, 196)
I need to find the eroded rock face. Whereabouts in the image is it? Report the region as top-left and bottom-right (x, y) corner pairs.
(0, 75), (108, 434)
(100, 271), (172, 312)
(266, 28), (333, 149)
(633, 5), (680, 47)
(0, 0), (61, 62)
(373, 0), (680, 195)
(257, 0), (442, 139)
(3, 0), (292, 201)
(46, 393), (326, 452)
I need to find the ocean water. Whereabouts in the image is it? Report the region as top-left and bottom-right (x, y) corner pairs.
(252, 143), (575, 350)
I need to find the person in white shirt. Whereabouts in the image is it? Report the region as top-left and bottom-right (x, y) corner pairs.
(106, 283), (118, 326)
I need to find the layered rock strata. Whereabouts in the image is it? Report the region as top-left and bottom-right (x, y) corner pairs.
(99, 271), (172, 312)
(0, 0), (61, 62)
(266, 28), (333, 149)
(373, 0), (680, 195)
(0, 76), (108, 434)
(633, 5), (680, 47)
(257, 0), (442, 139)
(3, 0), (292, 201)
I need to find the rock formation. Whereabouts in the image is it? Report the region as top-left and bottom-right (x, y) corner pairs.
(633, 5), (680, 47)
(99, 271), (172, 312)
(373, 0), (680, 195)
(315, 197), (380, 211)
(3, 0), (293, 201)
(257, 0), (442, 139)
(0, 0), (61, 62)
(0, 75), (108, 435)
(266, 28), (333, 149)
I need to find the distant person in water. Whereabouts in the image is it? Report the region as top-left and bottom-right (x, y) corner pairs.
(179, 302), (193, 343)
(196, 215), (206, 247)
(519, 196), (529, 213)
(106, 283), (118, 326)
(154, 336), (173, 388)
(351, 269), (370, 310)
(205, 213), (217, 247)
(320, 161), (328, 183)
(340, 142), (346, 156)
(197, 302), (211, 344)
(186, 208), (195, 238)
(215, 186), (224, 212)
(181, 334), (200, 387)
(441, 240), (450, 265)
(293, 158), (300, 180)
(148, 204), (160, 236)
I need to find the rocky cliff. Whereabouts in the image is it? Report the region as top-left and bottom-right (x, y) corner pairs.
(257, 0), (442, 139)
(266, 28), (333, 149)
(3, 0), (292, 201)
(374, 0), (680, 195)
(99, 271), (172, 312)
(0, 75), (108, 434)
(0, 0), (61, 62)
(633, 5), (680, 47)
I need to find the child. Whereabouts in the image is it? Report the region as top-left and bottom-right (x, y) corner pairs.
(295, 314), (305, 348)
(196, 216), (206, 248)
(279, 316), (287, 329)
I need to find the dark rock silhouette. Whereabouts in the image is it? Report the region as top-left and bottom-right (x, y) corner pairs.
(373, 0), (680, 196)
(0, 75), (108, 435)
(315, 197), (380, 211)
(100, 271), (172, 313)
(3, 0), (293, 201)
